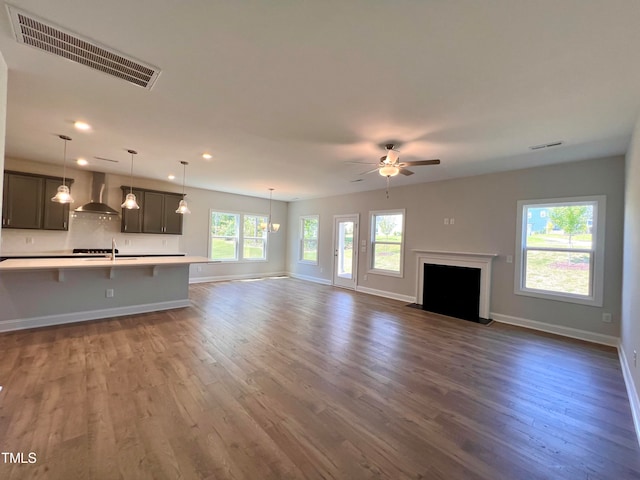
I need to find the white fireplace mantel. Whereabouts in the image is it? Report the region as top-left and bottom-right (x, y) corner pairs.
(414, 250), (498, 320)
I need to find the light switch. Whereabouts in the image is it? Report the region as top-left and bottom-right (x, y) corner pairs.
(444, 218), (449, 225)
(506, 255), (513, 264)
(450, 218), (455, 225)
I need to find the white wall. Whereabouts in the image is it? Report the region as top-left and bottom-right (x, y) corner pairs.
(0, 52), (7, 245)
(1, 157), (287, 279)
(622, 114), (640, 419)
(287, 156), (625, 339)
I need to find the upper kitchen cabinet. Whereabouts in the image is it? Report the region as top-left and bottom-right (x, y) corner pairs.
(43, 178), (71, 230)
(2, 171), (72, 230)
(121, 186), (183, 235)
(120, 187), (144, 233)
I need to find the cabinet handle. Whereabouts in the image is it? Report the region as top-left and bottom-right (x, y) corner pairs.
(7, 218), (10, 226)
(124, 224), (127, 231)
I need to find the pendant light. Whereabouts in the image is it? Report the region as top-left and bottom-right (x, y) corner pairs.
(263, 188), (280, 233)
(175, 161), (191, 214)
(120, 149), (140, 209)
(51, 135), (74, 203)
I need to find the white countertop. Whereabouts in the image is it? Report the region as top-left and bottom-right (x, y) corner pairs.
(0, 255), (211, 271)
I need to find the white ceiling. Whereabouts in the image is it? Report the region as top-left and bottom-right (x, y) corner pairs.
(1, 0), (639, 201)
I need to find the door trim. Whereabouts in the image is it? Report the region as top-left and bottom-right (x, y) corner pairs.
(332, 214), (359, 289)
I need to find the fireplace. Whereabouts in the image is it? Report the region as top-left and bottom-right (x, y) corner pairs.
(414, 250), (497, 323)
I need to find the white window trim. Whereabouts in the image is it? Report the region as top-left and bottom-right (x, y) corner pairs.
(514, 195), (606, 306)
(298, 215), (319, 265)
(368, 208), (405, 278)
(243, 213), (269, 262)
(209, 209), (269, 263)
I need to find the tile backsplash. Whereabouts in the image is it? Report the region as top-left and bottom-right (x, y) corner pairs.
(0, 211), (182, 254)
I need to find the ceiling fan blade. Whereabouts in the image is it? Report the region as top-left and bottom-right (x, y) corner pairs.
(400, 159), (441, 167)
(359, 167), (381, 175)
(346, 160), (378, 165)
(399, 168), (414, 176)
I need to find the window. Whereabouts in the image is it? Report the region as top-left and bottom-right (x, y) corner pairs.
(299, 215), (319, 264)
(244, 215), (268, 260)
(210, 211), (268, 262)
(210, 212), (239, 261)
(369, 209), (405, 276)
(515, 196), (606, 306)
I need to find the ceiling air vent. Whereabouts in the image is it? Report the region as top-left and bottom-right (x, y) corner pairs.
(7, 5), (161, 90)
(529, 141), (564, 151)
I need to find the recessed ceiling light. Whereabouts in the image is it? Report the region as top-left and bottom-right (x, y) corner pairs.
(74, 121), (91, 131)
(76, 158), (88, 166)
(168, 174), (175, 180)
(202, 153), (212, 159)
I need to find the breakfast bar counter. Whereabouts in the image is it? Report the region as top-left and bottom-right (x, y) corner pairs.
(0, 255), (211, 332)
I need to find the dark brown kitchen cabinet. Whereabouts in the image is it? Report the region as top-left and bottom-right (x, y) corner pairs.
(2, 171), (72, 230)
(43, 178), (71, 230)
(120, 187), (144, 233)
(120, 186), (183, 235)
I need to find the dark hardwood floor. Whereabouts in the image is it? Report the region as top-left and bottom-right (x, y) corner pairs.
(0, 277), (638, 479)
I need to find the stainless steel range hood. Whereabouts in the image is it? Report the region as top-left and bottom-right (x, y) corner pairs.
(74, 172), (120, 215)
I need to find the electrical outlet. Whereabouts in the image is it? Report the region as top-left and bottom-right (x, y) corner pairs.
(320, 267), (323, 273)
(364, 274), (368, 281)
(506, 255), (513, 264)
(444, 218), (449, 225)
(602, 313), (612, 323)
(25, 237), (34, 244)
(162, 240), (167, 246)
(450, 218), (455, 225)
(105, 289), (114, 298)
(124, 239), (131, 246)
(197, 266), (202, 273)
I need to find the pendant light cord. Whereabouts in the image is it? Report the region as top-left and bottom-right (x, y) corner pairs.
(58, 135), (72, 187)
(180, 161), (188, 199)
(129, 152), (134, 195)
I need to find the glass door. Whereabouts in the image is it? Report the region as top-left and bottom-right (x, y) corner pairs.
(333, 214), (358, 289)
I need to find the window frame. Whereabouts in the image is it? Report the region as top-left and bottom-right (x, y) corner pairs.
(299, 215), (319, 265)
(514, 195), (606, 306)
(368, 209), (406, 278)
(243, 213), (269, 261)
(209, 209), (269, 263)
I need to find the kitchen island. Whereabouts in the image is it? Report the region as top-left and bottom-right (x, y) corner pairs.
(0, 255), (210, 332)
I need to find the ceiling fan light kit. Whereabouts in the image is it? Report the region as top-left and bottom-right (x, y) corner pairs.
(379, 165), (400, 177)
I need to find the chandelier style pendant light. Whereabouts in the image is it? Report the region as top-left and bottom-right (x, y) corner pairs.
(175, 161), (191, 214)
(121, 149), (140, 209)
(51, 135), (74, 203)
(263, 188), (280, 233)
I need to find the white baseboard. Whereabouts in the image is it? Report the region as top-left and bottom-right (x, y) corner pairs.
(0, 299), (191, 333)
(356, 286), (416, 303)
(491, 312), (618, 347)
(189, 271), (287, 284)
(287, 272), (332, 285)
(619, 342), (640, 447)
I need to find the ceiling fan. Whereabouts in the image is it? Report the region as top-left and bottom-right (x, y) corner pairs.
(356, 144), (441, 178)
(349, 143), (440, 197)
